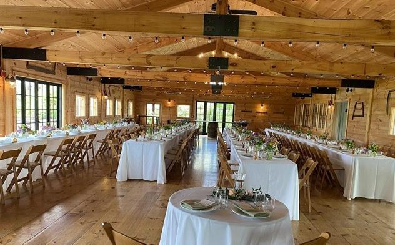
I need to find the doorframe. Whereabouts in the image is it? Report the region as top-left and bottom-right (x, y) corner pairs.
(195, 101), (235, 135)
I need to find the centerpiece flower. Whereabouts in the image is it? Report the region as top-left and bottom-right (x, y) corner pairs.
(368, 143), (379, 156)
(343, 139), (355, 150)
(264, 139), (278, 160)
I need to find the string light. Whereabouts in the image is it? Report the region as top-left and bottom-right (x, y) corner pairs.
(261, 41), (265, 47)
(234, 39), (238, 46)
(76, 30), (81, 36)
(155, 37), (159, 43)
(128, 36), (133, 42)
(288, 41), (293, 47)
(316, 41), (320, 47)
(181, 36), (185, 42)
(50, 29), (55, 36)
(24, 29), (28, 35)
(371, 45), (375, 52)
(343, 43), (347, 49)
(207, 37), (212, 43)
(102, 33), (107, 39)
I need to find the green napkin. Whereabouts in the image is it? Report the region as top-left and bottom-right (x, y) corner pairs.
(180, 199), (216, 210)
(233, 202), (270, 218)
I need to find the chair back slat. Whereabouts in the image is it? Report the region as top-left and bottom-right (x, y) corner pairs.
(0, 148), (22, 160)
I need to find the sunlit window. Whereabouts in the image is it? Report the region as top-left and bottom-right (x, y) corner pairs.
(115, 99), (122, 116)
(177, 105), (190, 118)
(106, 99), (113, 116)
(75, 94), (86, 117)
(89, 96), (98, 117)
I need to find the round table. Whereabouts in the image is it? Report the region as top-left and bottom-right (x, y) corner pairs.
(159, 187), (294, 245)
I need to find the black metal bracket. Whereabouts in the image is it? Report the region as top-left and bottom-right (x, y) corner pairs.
(204, 14), (239, 37)
(208, 57), (228, 70)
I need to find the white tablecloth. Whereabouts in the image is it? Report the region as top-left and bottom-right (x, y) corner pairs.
(0, 124), (137, 189)
(224, 129), (299, 220)
(116, 128), (194, 184)
(160, 187), (294, 245)
(266, 128), (395, 202)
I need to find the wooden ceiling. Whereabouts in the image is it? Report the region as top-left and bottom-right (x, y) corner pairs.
(1, 0), (395, 97)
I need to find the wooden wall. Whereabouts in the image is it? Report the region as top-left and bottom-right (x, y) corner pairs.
(296, 79), (395, 152)
(0, 60), (135, 136)
(134, 92), (296, 131)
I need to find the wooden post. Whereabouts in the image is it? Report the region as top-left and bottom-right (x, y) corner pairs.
(365, 88), (375, 145)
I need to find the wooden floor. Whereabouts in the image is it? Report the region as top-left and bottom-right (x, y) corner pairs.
(1, 136), (395, 245)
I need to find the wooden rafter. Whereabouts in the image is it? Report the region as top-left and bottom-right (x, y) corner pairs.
(99, 68), (340, 87)
(125, 0), (192, 11)
(245, 0), (319, 18)
(1, 6), (395, 44)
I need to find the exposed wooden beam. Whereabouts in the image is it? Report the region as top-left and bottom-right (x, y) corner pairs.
(173, 42), (217, 56)
(245, 0), (319, 18)
(126, 37), (181, 54)
(5, 31), (76, 48)
(99, 68), (340, 87)
(223, 42), (265, 60)
(125, 0), (191, 11)
(42, 50), (395, 76)
(2, 6), (395, 44)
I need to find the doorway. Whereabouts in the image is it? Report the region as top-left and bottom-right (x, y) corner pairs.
(333, 101), (348, 141)
(196, 101), (235, 134)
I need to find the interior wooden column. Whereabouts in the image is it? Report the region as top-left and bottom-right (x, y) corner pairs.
(0, 77), (16, 136)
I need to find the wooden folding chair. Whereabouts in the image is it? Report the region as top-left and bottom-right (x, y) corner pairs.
(81, 134), (97, 168)
(280, 147), (290, 156)
(11, 144), (46, 194)
(299, 232), (331, 245)
(287, 151), (300, 163)
(217, 152), (236, 188)
(97, 130), (114, 157)
(102, 222), (147, 245)
(69, 135), (86, 169)
(299, 158), (318, 213)
(108, 138), (122, 177)
(0, 148), (22, 204)
(44, 138), (74, 176)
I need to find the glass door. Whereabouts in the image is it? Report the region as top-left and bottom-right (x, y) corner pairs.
(195, 101), (235, 134)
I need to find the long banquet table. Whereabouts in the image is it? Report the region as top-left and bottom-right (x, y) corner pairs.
(224, 129), (299, 220)
(160, 187), (294, 245)
(0, 124), (137, 189)
(266, 128), (395, 203)
(116, 126), (196, 184)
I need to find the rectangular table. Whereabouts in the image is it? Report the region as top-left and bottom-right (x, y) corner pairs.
(266, 128), (395, 203)
(224, 129), (299, 220)
(116, 128), (194, 184)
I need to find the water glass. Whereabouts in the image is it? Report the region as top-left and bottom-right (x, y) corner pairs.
(218, 189), (228, 209)
(262, 197), (276, 213)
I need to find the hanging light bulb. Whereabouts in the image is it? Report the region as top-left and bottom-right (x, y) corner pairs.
(181, 36), (185, 42)
(102, 33), (107, 39)
(343, 43), (347, 49)
(261, 41), (265, 47)
(155, 37), (159, 43)
(128, 36), (133, 42)
(316, 41), (320, 47)
(50, 29), (55, 36)
(234, 39), (238, 46)
(76, 30), (81, 36)
(24, 29), (29, 35)
(207, 37), (212, 43)
(288, 41), (293, 47)
(371, 45), (375, 52)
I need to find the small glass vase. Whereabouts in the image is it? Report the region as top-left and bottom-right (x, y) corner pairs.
(266, 151), (273, 160)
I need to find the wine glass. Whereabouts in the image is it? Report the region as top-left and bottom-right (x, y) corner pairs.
(262, 196), (276, 214)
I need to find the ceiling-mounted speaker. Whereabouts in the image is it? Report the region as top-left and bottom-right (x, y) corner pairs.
(211, 74), (224, 94)
(292, 93), (312, 98)
(101, 77), (125, 84)
(311, 87), (337, 94)
(67, 67), (98, 76)
(123, 85), (142, 91)
(2, 47), (46, 61)
(341, 79), (375, 88)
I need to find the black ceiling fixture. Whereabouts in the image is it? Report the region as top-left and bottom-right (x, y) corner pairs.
(341, 79), (375, 88)
(67, 67), (98, 76)
(101, 77), (125, 84)
(311, 87), (337, 94)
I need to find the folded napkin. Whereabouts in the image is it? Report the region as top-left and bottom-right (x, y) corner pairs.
(180, 199), (216, 210)
(233, 202), (270, 218)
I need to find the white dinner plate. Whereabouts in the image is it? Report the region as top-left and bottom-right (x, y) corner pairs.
(231, 206), (270, 219)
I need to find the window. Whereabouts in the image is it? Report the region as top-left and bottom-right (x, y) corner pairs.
(177, 105), (190, 118)
(390, 108), (395, 135)
(89, 96), (98, 117)
(106, 99), (113, 116)
(127, 100), (133, 117)
(75, 95), (86, 117)
(115, 99), (122, 116)
(16, 77), (62, 130)
(146, 103), (160, 125)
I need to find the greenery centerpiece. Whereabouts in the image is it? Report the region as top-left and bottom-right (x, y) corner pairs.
(368, 143), (379, 156)
(295, 128), (302, 136)
(319, 133), (329, 141)
(343, 139), (356, 150)
(306, 130), (312, 139)
(264, 139), (278, 160)
(17, 124), (34, 136)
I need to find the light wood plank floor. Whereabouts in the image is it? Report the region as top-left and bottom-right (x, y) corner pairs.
(1, 136), (395, 245)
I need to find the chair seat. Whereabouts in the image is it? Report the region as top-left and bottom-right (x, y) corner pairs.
(15, 161), (41, 168)
(325, 164), (344, 170)
(0, 169), (13, 175)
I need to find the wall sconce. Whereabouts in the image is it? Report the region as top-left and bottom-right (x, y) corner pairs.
(7, 75), (16, 88)
(260, 103), (264, 108)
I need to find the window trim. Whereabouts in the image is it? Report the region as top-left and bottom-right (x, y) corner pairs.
(89, 96), (98, 117)
(176, 104), (191, 118)
(75, 94), (87, 118)
(16, 76), (62, 129)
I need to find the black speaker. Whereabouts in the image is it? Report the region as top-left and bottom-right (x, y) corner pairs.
(123, 85), (142, 91)
(101, 77), (125, 84)
(67, 67), (98, 76)
(292, 93), (312, 98)
(341, 79), (375, 88)
(311, 87), (337, 94)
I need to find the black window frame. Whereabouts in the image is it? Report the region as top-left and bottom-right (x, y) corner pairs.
(16, 76), (62, 130)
